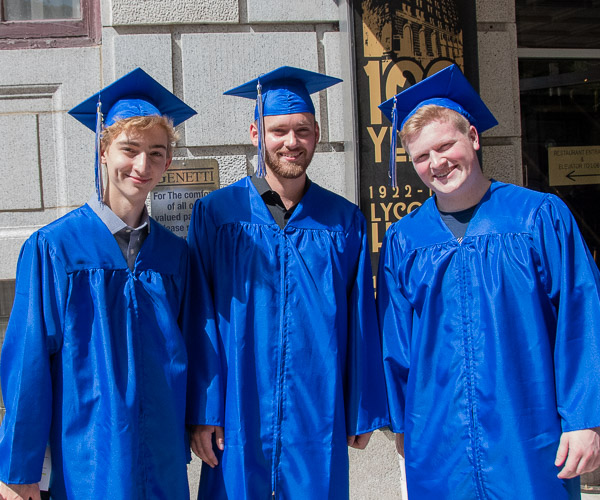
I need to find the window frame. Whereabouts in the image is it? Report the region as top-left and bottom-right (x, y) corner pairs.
(0, 0), (100, 50)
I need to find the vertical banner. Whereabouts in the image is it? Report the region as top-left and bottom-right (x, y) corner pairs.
(353, 0), (478, 284)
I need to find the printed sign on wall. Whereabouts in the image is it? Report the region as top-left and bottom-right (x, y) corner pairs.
(548, 146), (600, 186)
(150, 159), (219, 237)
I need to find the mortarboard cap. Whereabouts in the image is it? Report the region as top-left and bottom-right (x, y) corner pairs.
(68, 67), (197, 201)
(224, 66), (342, 177)
(378, 64), (497, 187)
(378, 64), (497, 133)
(69, 67), (197, 130)
(224, 65), (342, 119)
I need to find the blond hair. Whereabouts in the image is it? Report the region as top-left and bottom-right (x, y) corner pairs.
(101, 115), (179, 157)
(400, 105), (470, 153)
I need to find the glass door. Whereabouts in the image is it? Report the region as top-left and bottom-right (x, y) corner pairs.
(517, 0), (600, 488)
(519, 57), (600, 264)
(517, 0), (600, 267)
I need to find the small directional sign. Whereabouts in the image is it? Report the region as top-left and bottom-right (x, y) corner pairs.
(548, 146), (600, 186)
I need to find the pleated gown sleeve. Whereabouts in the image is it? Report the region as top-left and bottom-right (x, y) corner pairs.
(185, 199), (225, 427)
(534, 195), (600, 432)
(0, 233), (67, 484)
(345, 212), (390, 436)
(376, 227), (413, 434)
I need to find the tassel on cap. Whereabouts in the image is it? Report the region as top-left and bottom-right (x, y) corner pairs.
(255, 80), (267, 178)
(389, 96), (399, 189)
(94, 97), (104, 202)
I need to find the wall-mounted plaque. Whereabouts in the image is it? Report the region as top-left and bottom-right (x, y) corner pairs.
(150, 159), (219, 238)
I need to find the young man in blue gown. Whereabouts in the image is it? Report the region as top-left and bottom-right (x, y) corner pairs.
(185, 66), (389, 499)
(377, 64), (600, 499)
(0, 68), (196, 500)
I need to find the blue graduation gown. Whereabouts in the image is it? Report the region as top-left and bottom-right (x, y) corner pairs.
(186, 176), (389, 500)
(377, 181), (600, 499)
(0, 204), (190, 500)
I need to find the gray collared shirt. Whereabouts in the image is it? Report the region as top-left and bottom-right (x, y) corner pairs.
(87, 196), (150, 270)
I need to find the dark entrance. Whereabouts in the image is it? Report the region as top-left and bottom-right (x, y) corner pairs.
(517, 1), (600, 267)
(517, 0), (600, 487)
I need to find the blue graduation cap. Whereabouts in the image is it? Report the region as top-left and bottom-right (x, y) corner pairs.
(224, 65), (342, 177)
(378, 64), (498, 187)
(68, 67), (197, 201)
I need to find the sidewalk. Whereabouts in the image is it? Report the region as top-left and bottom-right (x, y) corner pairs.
(188, 451), (600, 499)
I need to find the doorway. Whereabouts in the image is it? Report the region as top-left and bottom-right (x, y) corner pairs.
(517, 0), (600, 266)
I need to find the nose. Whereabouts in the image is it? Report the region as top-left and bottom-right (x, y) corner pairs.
(133, 152), (151, 173)
(429, 151), (446, 169)
(284, 131), (298, 149)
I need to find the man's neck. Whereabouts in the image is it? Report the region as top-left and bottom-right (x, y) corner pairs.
(264, 170), (307, 210)
(435, 176), (491, 213)
(103, 192), (146, 228)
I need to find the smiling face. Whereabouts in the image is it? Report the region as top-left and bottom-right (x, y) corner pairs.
(251, 112), (320, 180)
(404, 118), (489, 211)
(101, 123), (172, 209)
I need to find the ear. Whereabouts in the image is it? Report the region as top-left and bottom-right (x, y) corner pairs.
(469, 125), (480, 151)
(250, 122), (259, 147)
(100, 148), (107, 164)
(314, 120), (320, 144)
(163, 157), (173, 173)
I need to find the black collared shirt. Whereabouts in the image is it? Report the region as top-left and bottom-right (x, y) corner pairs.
(251, 174), (311, 229)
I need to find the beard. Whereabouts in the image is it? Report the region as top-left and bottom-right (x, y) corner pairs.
(264, 147), (314, 179)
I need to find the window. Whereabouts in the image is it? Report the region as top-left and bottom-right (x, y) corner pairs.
(516, 0), (600, 50)
(4, 0), (81, 20)
(0, 0), (100, 49)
